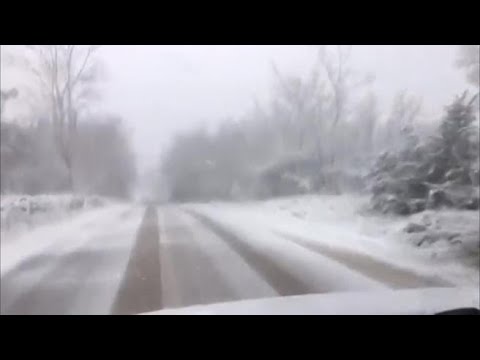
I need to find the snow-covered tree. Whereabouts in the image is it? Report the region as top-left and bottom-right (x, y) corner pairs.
(456, 45), (480, 88)
(428, 92), (479, 184)
(369, 92), (479, 215)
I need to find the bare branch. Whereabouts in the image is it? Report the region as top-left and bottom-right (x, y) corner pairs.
(71, 46), (99, 88)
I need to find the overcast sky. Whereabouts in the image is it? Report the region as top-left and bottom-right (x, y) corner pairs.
(1, 45), (470, 170)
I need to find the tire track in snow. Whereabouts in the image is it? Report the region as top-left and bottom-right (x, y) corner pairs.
(188, 211), (315, 297)
(276, 232), (451, 289)
(159, 208), (238, 308)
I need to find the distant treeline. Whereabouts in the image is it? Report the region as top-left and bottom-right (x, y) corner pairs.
(1, 117), (136, 198)
(159, 46), (479, 210)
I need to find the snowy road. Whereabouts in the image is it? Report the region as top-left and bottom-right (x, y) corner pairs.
(0, 203), (450, 315)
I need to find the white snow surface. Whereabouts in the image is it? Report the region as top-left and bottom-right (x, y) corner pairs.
(1, 204), (139, 275)
(1, 204), (143, 314)
(144, 287), (479, 315)
(187, 195), (479, 287)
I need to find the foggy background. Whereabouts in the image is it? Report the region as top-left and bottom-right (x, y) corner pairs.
(1, 45), (478, 203)
(2, 45), (479, 316)
(1, 45), (468, 170)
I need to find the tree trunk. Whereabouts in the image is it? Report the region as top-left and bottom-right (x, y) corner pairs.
(66, 164), (74, 192)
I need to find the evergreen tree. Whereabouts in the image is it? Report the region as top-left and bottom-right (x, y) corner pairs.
(429, 92), (479, 184)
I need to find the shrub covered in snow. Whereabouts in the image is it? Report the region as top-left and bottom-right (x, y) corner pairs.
(0, 194), (111, 238)
(400, 210), (479, 269)
(252, 155), (367, 199)
(254, 156), (318, 198)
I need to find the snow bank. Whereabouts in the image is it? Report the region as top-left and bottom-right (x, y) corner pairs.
(397, 210), (479, 269)
(0, 194), (114, 241)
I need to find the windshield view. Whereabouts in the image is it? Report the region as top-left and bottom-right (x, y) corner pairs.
(1, 45), (479, 315)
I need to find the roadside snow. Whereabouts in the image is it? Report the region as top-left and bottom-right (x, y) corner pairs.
(0, 204), (132, 275)
(187, 194), (479, 287)
(1, 194), (113, 241)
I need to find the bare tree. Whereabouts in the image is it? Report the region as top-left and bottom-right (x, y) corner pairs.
(353, 92), (378, 157)
(314, 46), (375, 167)
(0, 88), (18, 120)
(317, 45), (353, 128)
(74, 116), (137, 198)
(381, 91), (422, 153)
(270, 62), (326, 154)
(23, 45), (102, 190)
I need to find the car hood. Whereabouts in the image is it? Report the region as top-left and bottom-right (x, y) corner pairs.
(141, 287), (479, 315)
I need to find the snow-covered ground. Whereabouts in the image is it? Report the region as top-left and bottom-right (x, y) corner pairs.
(187, 194), (479, 287)
(1, 192), (476, 314)
(1, 194), (113, 242)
